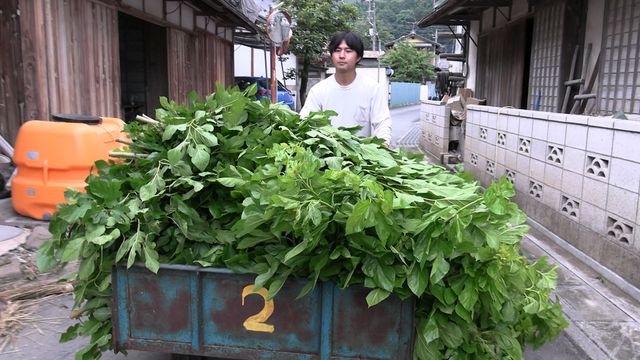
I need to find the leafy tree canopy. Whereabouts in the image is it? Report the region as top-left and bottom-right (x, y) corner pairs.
(380, 41), (435, 83)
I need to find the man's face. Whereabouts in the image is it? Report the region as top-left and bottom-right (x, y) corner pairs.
(331, 40), (360, 73)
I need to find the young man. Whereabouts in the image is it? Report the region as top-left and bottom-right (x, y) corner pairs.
(300, 31), (392, 146)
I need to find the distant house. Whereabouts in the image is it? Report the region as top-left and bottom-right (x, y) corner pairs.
(384, 32), (442, 57)
(0, 0), (259, 143)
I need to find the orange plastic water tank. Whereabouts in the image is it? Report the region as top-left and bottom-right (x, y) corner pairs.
(12, 114), (125, 220)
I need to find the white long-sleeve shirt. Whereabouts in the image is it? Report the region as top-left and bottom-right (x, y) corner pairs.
(300, 74), (392, 143)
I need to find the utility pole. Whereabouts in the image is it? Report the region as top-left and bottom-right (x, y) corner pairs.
(364, 0), (379, 51)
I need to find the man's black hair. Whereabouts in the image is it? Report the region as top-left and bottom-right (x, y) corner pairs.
(328, 31), (364, 59)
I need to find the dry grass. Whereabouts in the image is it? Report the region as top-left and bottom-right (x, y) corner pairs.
(0, 281), (73, 351)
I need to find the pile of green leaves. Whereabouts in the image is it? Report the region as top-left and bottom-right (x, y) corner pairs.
(38, 84), (567, 359)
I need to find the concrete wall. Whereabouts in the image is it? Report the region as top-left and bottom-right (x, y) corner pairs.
(419, 101), (450, 163)
(463, 105), (640, 288)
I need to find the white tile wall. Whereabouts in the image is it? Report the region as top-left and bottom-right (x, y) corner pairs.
(465, 107), (640, 262)
(506, 150), (518, 170)
(566, 124), (588, 150)
(612, 130), (640, 160)
(607, 185), (639, 222)
(515, 172), (529, 193)
(548, 122), (567, 145)
(507, 116), (520, 134)
(609, 158), (640, 192)
(530, 159), (546, 182)
(532, 119), (549, 139)
(517, 154), (530, 174)
(544, 164), (563, 189)
(530, 139), (547, 161)
(562, 171), (584, 199)
(587, 127), (614, 155)
(581, 201), (608, 233)
(563, 147), (586, 174)
(543, 185), (562, 210)
(582, 177), (608, 209)
(505, 133), (519, 152)
(519, 117), (533, 137)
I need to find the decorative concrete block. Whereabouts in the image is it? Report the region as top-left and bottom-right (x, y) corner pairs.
(479, 126), (488, 141)
(606, 215), (635, 246)
(582, 177), (608, 209)
(544, 163), (563, 189)
(565, 124), (588, 150)
(546, 144), (564, 165)
(561, 171), (583, 199)
(563, 147), (586, 175)
(519, 117), (533, 137)
(580, 201), (607, 234)
(469, 153), (479, 167)
(530, 139), (547, 161)
(532, 119), (549, 140)
(517, 154), (530, 175)
(529, 180), (544, 200)
(606, 185), (639, 223)
(518, 137), (532, 155)
(587, 127), (614, 155)
(485, 143), (498, 159)
(542, 185), (562, 210)
(612, 130), (640, 160)
(585, 154), (610, 180)
(530, 159), (545, 182)
(497, 131), (507, 147)
(560, 195), (580, 220)
(547, 122), (567, 145)
(506, 150), (518, 169)
(507, 116), (520, 134)
(609, 158), (640, 192)
(486, 159), (496, 176)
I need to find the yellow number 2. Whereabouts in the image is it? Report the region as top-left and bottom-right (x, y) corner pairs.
(241, 285), (275, 333)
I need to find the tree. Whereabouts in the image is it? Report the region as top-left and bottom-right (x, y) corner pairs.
(281, 0), (358, 106)
(380, 41), (435, 83)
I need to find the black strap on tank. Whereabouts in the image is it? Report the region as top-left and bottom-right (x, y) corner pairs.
(51, 114), (101, 125)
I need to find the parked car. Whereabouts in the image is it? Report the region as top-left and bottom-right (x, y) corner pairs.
(234, 76), (295, 110)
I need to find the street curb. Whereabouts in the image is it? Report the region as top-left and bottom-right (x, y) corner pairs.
(526, 218), (640, 302)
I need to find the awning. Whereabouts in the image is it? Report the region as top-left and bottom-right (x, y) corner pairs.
(417, 0), (512, 27)
(198, 0), (261, 34)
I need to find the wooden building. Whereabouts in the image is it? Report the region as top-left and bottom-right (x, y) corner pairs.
(418, 0), (639, 117)
(0, 0), (259, 143)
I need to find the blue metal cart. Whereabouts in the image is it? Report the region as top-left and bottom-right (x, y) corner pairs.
(112, 264), (415, 359)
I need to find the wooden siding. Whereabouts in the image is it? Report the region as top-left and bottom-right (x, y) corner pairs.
(168, 27), (234, 103)
(0, 0), (25, 143)
(599, 0), (640, 115)
(476, 21), (527, 108)
(19, 0), (121, 122)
